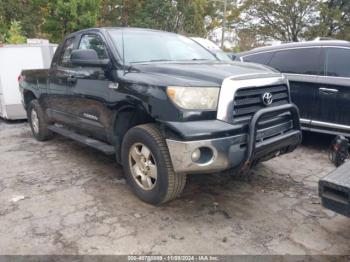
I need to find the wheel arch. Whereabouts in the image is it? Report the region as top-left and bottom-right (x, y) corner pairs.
(113, 104), (156, 163)
(23, 90), (37, 110)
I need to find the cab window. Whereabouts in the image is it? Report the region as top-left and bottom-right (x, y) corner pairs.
(59, 37), (75, 67)
(325, 48), (350, 78)
(78, 34), (108, 59)
(268, 48), (321, 75)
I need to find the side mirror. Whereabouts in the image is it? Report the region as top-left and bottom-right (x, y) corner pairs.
(226, 53), (237, 60)
(71, 49), (110, 67)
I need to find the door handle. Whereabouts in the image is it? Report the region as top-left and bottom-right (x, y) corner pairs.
(67, 75), (77, 85)
(319, 87), (338, 94)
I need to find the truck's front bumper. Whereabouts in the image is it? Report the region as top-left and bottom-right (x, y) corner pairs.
(166, 129), (301, 174)
(165, 104), (302, 174)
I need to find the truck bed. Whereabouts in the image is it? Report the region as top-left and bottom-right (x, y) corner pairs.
(21, 69), (50, 81)
(20, 69), (50, 95)
(319, 161), (350, 217)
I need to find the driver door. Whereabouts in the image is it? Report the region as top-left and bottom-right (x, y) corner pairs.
(64, 33), (116, 142)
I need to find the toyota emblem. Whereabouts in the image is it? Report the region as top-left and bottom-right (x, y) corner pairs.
(262, 92), (273, 106)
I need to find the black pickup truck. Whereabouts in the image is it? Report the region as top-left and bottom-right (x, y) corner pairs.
(19, 28), (302, 204)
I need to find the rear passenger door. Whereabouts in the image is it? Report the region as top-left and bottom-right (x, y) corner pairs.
(314, 47), (350, 129)
(48, 37), (76, 122)
(267, 47), (322, 124)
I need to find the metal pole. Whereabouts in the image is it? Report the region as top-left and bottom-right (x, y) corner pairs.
(221, 0), (227, 49)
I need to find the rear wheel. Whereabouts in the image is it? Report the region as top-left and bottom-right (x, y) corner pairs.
(27, 100), (53, 141)
(121, 124), (186, 205)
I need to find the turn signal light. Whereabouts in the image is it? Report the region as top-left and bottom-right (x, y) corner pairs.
(18, 75), (25, 82)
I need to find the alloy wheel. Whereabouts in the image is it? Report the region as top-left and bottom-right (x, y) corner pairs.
(128, 143), (157, 190)
(31, 109), (39, 134)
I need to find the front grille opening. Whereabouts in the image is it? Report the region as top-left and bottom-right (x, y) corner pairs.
(240, 143), (247, 148)
(233, 84), (289, 123)
(232, 84), (294, 143)
(256, 129), (286, 142)
(256, 117), (293, 142)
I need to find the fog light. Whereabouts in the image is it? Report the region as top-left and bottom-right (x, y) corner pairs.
(191, 148), (201, 162)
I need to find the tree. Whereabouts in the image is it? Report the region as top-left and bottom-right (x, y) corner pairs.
(0, 0), (6, 43)
(236, 28), (264, 51)
(242, 0), (319, 42)
(6, 20), (26, 44)
(205, 0), (241, 36)
(0, 0), (47, 40)
(8, 0), (349, 46)
(174, 0), (208, 36)
(98, 0), (120, 27)
(43, 0), (100, 43)
(127, 0), (177, 31)
(98, 0), (209, 36)
(309, 0), (350, 40)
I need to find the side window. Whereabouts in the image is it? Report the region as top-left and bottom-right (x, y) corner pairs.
(78, 34), (108, 59)
(59, 37), (75, 67)
(325, 48), (350, 78)
(268, 48), (320, 75)
(243, 52), (273, 65)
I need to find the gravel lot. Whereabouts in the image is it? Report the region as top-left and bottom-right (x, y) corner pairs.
(0, 119), (349, 255)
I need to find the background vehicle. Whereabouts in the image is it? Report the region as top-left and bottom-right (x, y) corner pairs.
(236, 40), (350, 137)
(19, 28), (301, 205)
(190, 37), (232, 61)
(0, 43), (57, 120)
(226, 52), (237, 60)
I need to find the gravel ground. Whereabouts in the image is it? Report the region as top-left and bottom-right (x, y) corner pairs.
(0, 119), (349, 255)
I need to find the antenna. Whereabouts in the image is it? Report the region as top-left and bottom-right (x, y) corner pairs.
(122, 28), (126, 75)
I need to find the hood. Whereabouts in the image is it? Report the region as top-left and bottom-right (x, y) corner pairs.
(131, 61), (277, 86)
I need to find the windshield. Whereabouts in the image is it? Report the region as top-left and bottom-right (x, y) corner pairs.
(107, 29), (217, 64)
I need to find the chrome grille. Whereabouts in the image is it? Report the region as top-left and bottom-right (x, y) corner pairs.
(233, 84), (289, 123)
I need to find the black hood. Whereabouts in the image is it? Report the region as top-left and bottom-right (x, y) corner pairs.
(130, 61), (277, 86)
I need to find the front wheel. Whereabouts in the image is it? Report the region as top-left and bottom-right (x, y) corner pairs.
(121, 124), (186, 205)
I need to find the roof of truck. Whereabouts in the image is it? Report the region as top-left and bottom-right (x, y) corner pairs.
(66, 27), (176, 38)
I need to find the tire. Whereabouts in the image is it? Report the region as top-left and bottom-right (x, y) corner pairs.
(121, 124), (186, 205)
(27, 100), (53, 141)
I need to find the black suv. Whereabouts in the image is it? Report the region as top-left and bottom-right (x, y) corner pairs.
(19, 28), (301, 204)
(236, 40), (350, 137)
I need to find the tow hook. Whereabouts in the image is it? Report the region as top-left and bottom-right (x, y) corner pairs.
(239, 160), (252, 175)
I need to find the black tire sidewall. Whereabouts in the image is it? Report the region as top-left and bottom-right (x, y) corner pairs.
(27, 100), (50, 141)
(121, 127), (170, 205)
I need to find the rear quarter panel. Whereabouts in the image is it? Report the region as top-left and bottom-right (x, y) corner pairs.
(20, 69), (50, 107)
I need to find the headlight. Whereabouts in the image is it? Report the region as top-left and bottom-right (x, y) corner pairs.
(167, 86), (220, 110)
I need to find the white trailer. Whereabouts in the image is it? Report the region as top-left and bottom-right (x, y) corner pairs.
(0, 44), (57, 120)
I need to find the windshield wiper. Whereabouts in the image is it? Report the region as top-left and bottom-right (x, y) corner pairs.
(191, 58), (211, 61)
(132, 59), (172, 63)
(131, 59), (212, 64)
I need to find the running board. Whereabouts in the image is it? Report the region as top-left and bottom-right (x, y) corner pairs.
(48, 125), (115, 155)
